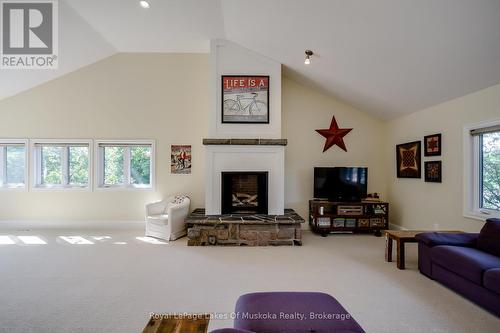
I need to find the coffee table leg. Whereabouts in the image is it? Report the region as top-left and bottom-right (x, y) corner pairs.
(397, 240), (405, 270)
(385, 235), (393, 262)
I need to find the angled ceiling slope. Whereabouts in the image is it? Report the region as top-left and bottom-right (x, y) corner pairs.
(221, 0), (500, 118)
(0, 0), (116, 100)
(65, 0), (225, 52)
(2, 0), (500, 120)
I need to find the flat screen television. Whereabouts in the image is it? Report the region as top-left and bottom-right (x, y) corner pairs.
(314, 167), (368, 202)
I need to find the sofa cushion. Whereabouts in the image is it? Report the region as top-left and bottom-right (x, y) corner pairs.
(416, 232), (478, 247)
(483, 268), (500, 295)
(234, 292), (365, 333)
(477, 218), (500, 257)
(431, 245), (500, 285)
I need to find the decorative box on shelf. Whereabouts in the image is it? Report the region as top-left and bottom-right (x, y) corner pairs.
(308, 200), (389, 237)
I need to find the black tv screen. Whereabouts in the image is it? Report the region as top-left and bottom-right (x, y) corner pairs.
(314, 167), (368, 202)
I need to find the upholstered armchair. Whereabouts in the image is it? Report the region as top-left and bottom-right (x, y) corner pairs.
(145, 195), (191, 241)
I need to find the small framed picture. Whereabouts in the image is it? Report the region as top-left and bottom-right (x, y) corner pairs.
(222, 75), (269, 124)
(396, 141), (421, 178)
(171, 145), (191, 174)
(424, 133), (441, 156)
(425, 161), (442, 183)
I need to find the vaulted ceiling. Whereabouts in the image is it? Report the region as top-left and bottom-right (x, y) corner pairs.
(2, 0), (500, 119)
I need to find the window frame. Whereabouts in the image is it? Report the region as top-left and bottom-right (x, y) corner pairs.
(94, 140), (155, 191)
(0, 139), (28, 191)
(463, 119), (500, 220)
(31, 139), (93, 191)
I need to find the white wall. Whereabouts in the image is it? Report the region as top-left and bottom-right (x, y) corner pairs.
(386, 83), (500, 232)
(0, 52), (391, 224)
(205, 39), (285, 215)
(282, 78), (389, 220)
(210, 39), (281, 138)
(0, 53), (209, 223)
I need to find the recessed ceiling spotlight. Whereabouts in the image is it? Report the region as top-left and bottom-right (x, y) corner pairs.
(139, 1), (151, 9)
(304, 50), (313, 65)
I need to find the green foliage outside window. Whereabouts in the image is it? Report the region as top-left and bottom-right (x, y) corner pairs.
(6, 146), (25, 184)
(69, 147), (89, 185)
(131, 147), (151, 185)
(104, 147), (124, 185)
(41, 147), (62, 184)
(482, 132), (500, 211)
(103, 146), (151, 186)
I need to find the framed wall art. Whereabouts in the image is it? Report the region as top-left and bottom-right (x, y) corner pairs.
(396, 141), (421, 178)
(171, 145), (191, 174)
(425, 161), (442, 183)
(222, 75), (269, 124)
(424, 133), (441, 156)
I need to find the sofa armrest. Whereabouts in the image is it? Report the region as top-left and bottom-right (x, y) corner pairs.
(415, 232), (479, 247)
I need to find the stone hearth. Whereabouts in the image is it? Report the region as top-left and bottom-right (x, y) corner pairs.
(186, 209), (304, 246)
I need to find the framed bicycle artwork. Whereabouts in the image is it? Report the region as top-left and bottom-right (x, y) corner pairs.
(222, 75), (269, 123)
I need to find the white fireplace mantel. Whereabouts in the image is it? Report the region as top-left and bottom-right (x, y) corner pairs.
(205, 145), (284, 215)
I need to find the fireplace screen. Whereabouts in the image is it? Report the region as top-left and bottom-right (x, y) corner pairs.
(221, 172), (268, 214)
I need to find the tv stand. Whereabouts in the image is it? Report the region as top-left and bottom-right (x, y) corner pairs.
(308, 200), (389, 237)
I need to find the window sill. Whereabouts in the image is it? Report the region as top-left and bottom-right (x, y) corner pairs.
(96, 185), (153, 191)
(0, 185), (26, 191)
(32, 185), (90, 192)
(464, 210), (500, 221)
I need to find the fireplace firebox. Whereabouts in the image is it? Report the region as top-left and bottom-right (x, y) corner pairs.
(221, 172), (268, 214)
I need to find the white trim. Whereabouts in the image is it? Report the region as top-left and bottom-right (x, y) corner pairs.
(94, 140), (155, 191)
(0, 139), (28, 191)
(205, 145), (284, 215)
(463, 118), (500, 221)
(124, 147), (131, 185)
(30, 139), (92, 191)
(0, 220), (145, 230)
(0, 147), (5, 187)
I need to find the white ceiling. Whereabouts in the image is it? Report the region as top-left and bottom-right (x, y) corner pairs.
(0, 0), (115, 100)
(2, 0), (500, 119)
(65, 0), (225, 52)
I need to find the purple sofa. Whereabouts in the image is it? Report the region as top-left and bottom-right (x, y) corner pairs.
(211, 292), (365, 333)
(415, 218), (500, 317)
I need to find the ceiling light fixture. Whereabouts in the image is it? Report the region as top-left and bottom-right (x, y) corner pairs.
(139, 1), (150, 9)
(304, 50), (313, 65)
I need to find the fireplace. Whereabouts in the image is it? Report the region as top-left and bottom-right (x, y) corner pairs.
(221, 171), (268, 214)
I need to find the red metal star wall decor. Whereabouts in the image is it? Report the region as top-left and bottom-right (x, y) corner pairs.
(315, 116), (353, 152)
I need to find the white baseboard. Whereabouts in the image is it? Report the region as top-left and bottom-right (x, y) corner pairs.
(389, 223), (407, 230)
(0, 219), (145, 230)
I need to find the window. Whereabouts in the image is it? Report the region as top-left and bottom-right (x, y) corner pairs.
(0, 140), (27, 189)
(33, 140), (91, 189)
(96, 141), (154, 189)
(465, 121), (500, 219)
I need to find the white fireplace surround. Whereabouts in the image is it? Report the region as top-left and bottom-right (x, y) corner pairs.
(205, 145), (285, 215)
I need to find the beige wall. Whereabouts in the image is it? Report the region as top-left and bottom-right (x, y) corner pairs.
(0, 53), (210, 222)
(386, 83), (500, 232)
(0, 54), (391, 224)
(282, 78), (389, 219)
(4, 52), (496, 230)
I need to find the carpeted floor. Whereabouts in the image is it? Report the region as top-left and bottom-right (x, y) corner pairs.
(0, 229), (498, 333)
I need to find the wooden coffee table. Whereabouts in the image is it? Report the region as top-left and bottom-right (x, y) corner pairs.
(385, 230), (463, 270)
(142, 314), (210, 333)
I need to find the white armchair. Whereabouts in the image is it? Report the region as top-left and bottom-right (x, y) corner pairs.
(145, 195), (191, 241)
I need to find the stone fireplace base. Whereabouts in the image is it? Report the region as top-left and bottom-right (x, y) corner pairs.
(185, 209), (304, 246)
